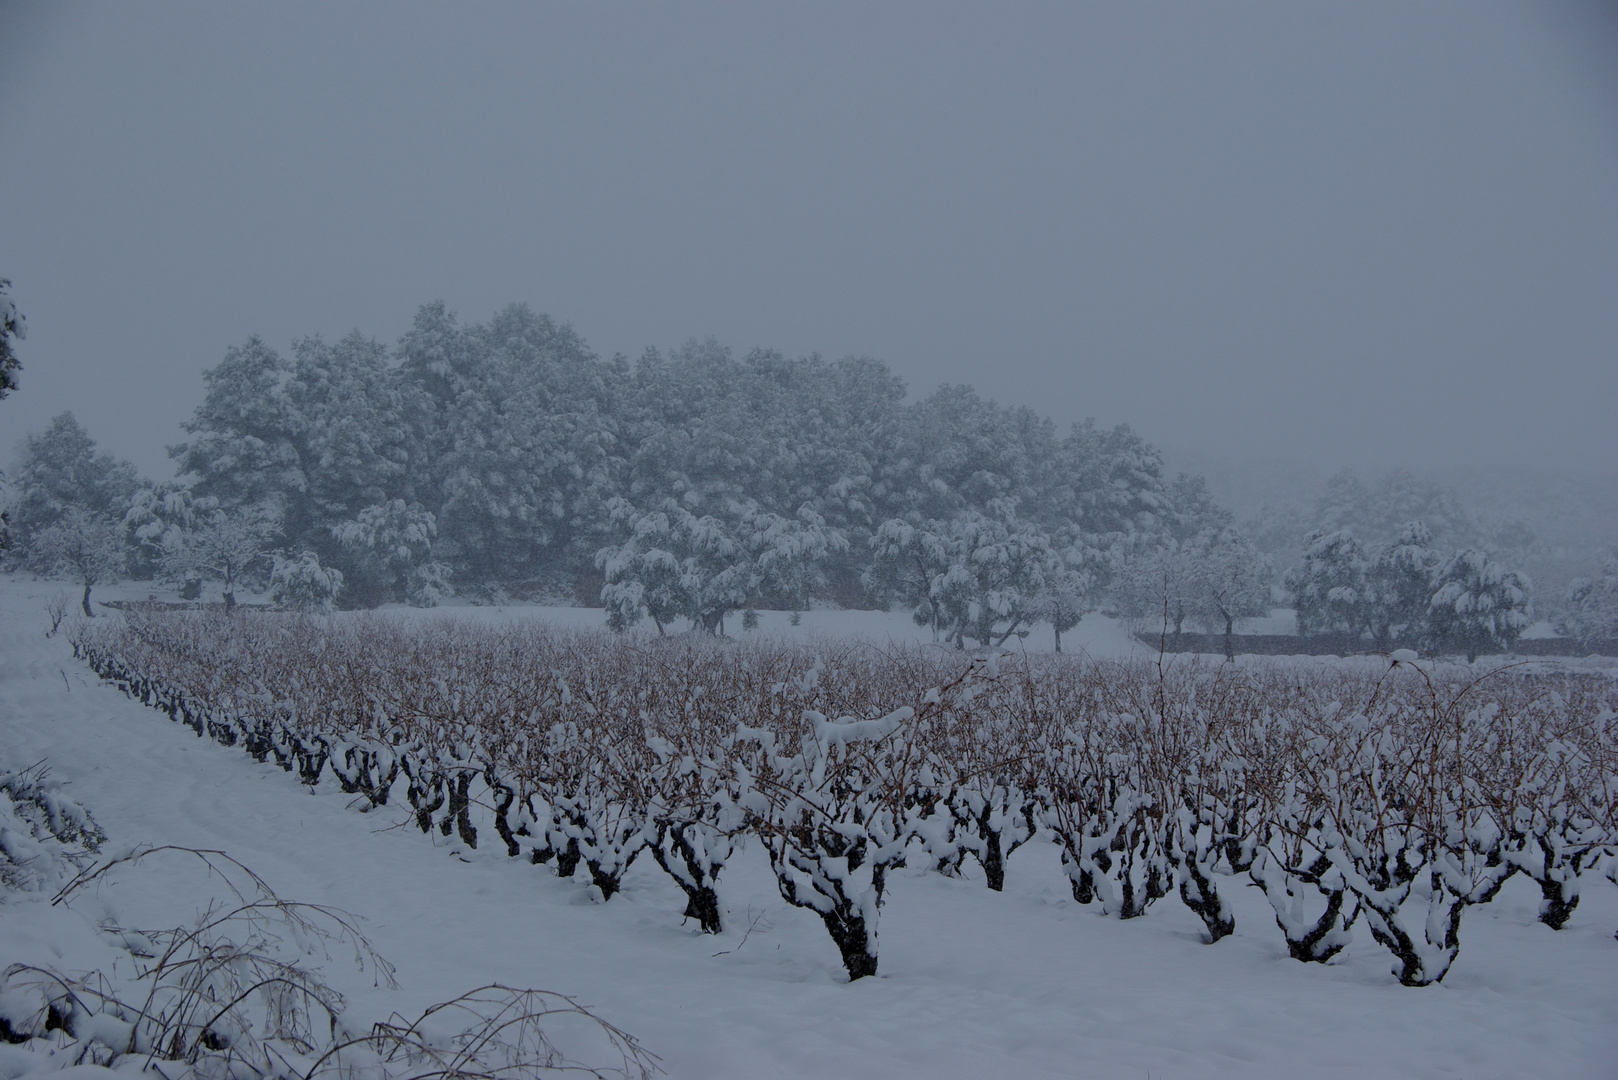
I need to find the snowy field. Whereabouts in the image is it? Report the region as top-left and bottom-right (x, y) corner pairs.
(2, 575), (1616, 1080)
(68, 576), (1152, 658)
(78, 577), (1588, 665)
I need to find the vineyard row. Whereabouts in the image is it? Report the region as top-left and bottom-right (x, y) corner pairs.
(72, 609), (1618, 985)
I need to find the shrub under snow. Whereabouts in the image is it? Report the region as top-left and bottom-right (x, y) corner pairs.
(268, 550), (345, 612)
(0, 760), (104, 895)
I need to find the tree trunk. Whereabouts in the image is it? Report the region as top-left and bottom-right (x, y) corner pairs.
(1223, 612), (1235, 662)
(554, 836), (582, 878)
(1537, 877), (1580, 930)
(820, 907), (879, 980)
(981, 830), (1006, 892)
(1053, 625), (1062, 653)
(682, 885), (724, 934)
(80, 583), (94, 618)
(649, 822), (726, 934)
(1179, 858), (1235, 943)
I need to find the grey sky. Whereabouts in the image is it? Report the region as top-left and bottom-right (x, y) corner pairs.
(2, 1), (1615, 481)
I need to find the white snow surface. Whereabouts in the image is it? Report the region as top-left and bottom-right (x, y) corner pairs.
(2, 576), (1616, 1079)
(83, 576), (1155, 656)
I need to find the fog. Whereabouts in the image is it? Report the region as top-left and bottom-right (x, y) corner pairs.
(2, 2), (1615, 482)
(6, 15), (1618, 1062)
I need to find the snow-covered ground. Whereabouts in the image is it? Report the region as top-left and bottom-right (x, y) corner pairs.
(73, 576), (1151, 658)
(2, 575), (1616, 1079)
(1234, 607), (1298, 636)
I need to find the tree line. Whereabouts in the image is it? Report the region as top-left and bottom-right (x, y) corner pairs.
(4, 301), (1229, 622)
(5, 295), (1593, 656)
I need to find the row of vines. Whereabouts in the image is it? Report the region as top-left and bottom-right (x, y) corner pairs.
(72, 609), (1618, 985)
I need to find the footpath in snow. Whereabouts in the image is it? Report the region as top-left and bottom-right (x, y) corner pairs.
(1, 577), (1615, 1079)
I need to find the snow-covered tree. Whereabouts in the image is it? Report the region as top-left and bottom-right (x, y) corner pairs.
(1030, 537), (1101, 653)
(1164, 473), (1235, 542)
(618, 340), (899, 612)
(879, 385), (1052, 522)
(6, 412), (141, 552)
(675, 507), (754, 634)
(0, 281), (25, 548)
(1425, 549), (1532, 661)
(865, 517), (956, 637)
(332, 499), (441, 607)
(1557, 549), (1618, 647)
(26, 507), (126, 616)
(1368, 521), (1440, 648)
(0, 277), (23, 401)
(407, 560), (455, 607)
(599, 549), (678, 635)
(1185, 528), (1271, 659)
(1285, 530), (1373, 639)
(596, 501), (732, 634)
(123, 482), (217, 588)
(749, 505), (849, 611)
(170, 337), (306, 523)
(287, 332), (412, 539)
(1108, 529), (1269, 654)
(161, 506), (280, 611)
(1049, 420), (1176, 538)
(268, 550), (344, 613)
(939, 506), (1056, 649)
(868, 504), (1054, 649)
(598, 499), (841, 634)
(400, 302), (620, 589)
(1108, 538), (1197, 640)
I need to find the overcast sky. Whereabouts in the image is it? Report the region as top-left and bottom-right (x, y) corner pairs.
(2, 2), (1615, 481)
